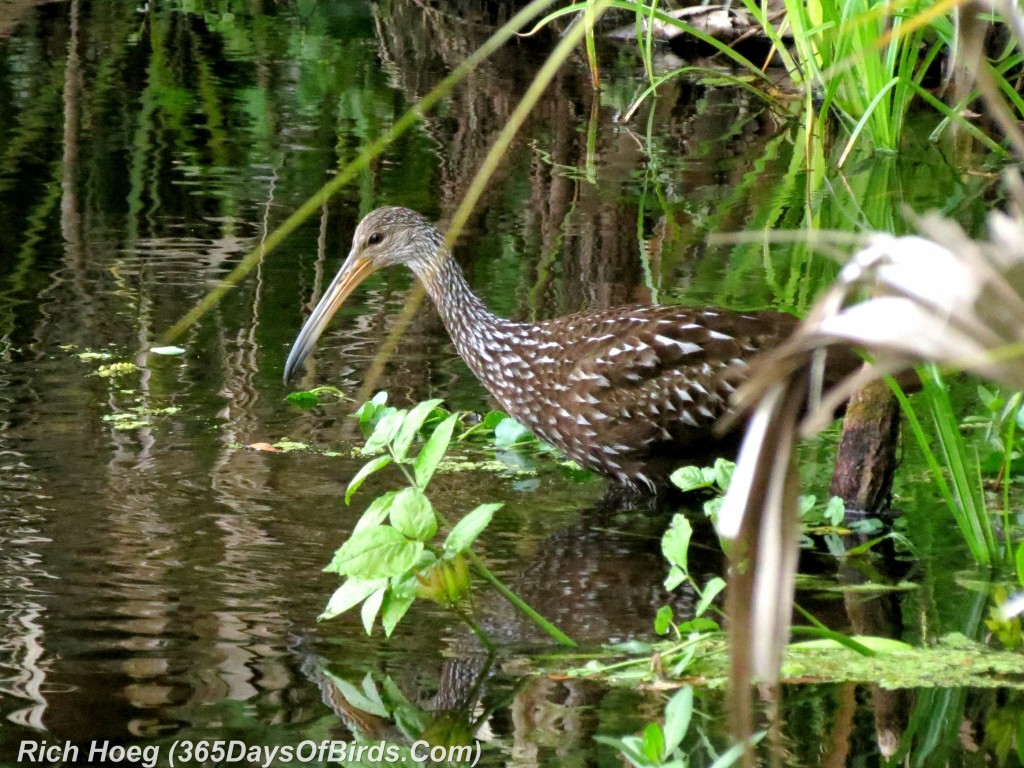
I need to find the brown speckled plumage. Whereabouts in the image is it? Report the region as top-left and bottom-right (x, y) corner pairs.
(284, 207), (807, 491)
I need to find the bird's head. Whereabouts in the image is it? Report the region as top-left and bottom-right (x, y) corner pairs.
(283, 207), (445, 382)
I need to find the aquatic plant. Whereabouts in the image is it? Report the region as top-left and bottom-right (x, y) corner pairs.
(319, 393), (575, 648)
(720, 173), (1024, 741)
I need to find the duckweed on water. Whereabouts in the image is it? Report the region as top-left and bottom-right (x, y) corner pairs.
(271, 439), (311, 452)
(96, 362), (139, 377)
(558, 633), (1024, 690)
(102, 406), (180, 431)
(77, 351), (114, 361)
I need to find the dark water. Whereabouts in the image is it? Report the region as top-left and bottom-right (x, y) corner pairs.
(0, 2), (1017, 766)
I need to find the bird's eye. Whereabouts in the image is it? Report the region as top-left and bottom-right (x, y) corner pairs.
(367, 232), (383, 246)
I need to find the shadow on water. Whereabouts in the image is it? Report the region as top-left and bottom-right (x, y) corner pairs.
(0, 1), (1018, 765)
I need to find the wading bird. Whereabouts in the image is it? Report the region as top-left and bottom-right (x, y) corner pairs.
(284, 207), (851, 492)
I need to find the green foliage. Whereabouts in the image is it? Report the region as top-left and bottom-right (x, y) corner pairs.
(986, 586), (1024, 651)
(659, 515), (725, 643)
(322, 396), (501, 631)
(595, 687), (753, 768)
(285, 386), (346, 409)
(895, 368), (1002, 567)
(313, 670), (478, 758)
(322, 394), (573, 646)
(574, 0), (1020, 161)
(670, 459), (853, 546)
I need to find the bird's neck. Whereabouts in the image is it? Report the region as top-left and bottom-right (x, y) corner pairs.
(414, 254), (523, 387)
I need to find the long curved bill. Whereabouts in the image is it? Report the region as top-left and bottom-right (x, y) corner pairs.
(283, 254), (376, 383)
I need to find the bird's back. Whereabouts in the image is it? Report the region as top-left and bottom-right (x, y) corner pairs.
(467, 305), (801, 490)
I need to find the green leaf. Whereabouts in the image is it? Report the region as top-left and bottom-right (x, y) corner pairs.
(1016, 541), (1024, 589)
(494, 417), (532, 447)
(392, 399), (444, 462)
(327, 526), (423, 579)
(356, 393), (389, 433)
(150, 345), (185, 356)
(695, 577), (726, 617)
(320, 577), (386, 620)
(702, 496), (723, 523)
(363, 409), (405, 455)
(669, 465), (712, 492)
(664, 566), (685, 592)
(414, 412), (459, 488)
(286, 391), (320, 409)
(798, 494), (817, 516)
(389, 487), (437, 541)
(381, 576), (417, 636)
(676, 617), (719, 634)
(824, 496), (846, 526)
(361, 585), (386, 635)
(444, 503), (501, 554)
(654, 605), (674, 635)
(662, 687), (692, 756)
(346, 455), (393, 504)
(713, 458), (735, 491)
(661, 514), (692, 575)
(977, 385), (998, 410)
(353, 491), (399, 534)
(482, 410), (508, 429)
(641, 723), (665, 762)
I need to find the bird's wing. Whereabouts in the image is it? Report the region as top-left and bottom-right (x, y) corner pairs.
(549, 307), (799, 444)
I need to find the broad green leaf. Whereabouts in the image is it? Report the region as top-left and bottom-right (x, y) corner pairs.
(798, 494), (817, 516)
(360, 585), (386, 635)
(702, 496), (723, 523)
(482, 410), (507, 429)
(414, 412), (459, 488)
(320, 577), (386, 620)
(346, 455), (393, 504)
(661, 514), (692, 575)
(286, 391), (320, 409)
(664, 565), (685, 592)
(356, 393), (390, 435)
(363, 409), (405, 455)
(389, 487), (437, 541)
(392, 399), (444, 461)
(381, 577), (417, 636)
(825, 495), (846, 526)
(444, 503), (502, 554)
(327, 526), (423, 579)
(353, 491), (399, 534)
(695, 577), (726, 617)
(654, 605), (674, 635)
(662, 687), (693, 756)
(641, 723), (665, 762)
(494, 417), (532, 447)
(713, 458), (735, 490)
(676, 617), (719, 634)
(669, 465), (711, 492)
